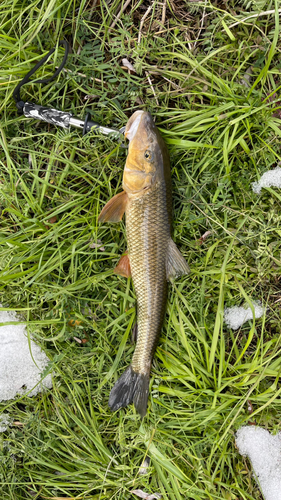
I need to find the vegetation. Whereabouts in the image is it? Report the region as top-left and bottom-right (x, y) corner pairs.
(1, 0), (281, 498)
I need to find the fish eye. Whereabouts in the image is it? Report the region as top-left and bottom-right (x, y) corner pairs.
(144, 150), (153, 161)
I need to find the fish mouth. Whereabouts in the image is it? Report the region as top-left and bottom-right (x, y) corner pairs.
(124, 110), (144, 141)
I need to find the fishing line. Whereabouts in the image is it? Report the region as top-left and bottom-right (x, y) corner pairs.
(13, 40), (69, 111)
(13, 40), (124, 138)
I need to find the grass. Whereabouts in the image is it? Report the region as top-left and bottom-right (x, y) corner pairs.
(1, 0), (281, 498)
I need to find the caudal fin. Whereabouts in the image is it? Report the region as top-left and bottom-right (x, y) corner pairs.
(108, 366), (150, 417)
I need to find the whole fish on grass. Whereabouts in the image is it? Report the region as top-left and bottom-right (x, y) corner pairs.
(98, 110), (189, 417)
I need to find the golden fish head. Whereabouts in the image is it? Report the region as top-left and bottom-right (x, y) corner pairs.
(123, 111), (169, 195)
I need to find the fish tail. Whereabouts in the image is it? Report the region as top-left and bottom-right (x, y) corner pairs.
(108, 366), (150, 417)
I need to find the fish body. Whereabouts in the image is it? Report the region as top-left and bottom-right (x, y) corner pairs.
(98, 111), (189, 416)
(127, 181), (170, 378)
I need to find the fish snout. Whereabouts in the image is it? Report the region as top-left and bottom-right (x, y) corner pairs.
(125, 111), (144, 141)
(125, 111), (155, 142)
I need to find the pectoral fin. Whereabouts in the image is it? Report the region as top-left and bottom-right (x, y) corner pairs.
(98, 191), (128, 223)
(114, 253), (131, 278)
(166, 238), (190, 281)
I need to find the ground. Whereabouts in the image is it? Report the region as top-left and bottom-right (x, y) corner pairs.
(1, 0), (281, 499)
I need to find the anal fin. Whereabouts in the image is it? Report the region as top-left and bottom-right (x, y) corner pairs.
(166, 238), (190, 281)
(98, 191), (128, 223)
(131, 322), (138, 343)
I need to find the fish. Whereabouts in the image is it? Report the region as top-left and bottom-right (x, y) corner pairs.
(98, 110), (190, 417)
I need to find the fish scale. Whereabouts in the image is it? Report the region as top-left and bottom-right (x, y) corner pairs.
(126, 182), (171, 375)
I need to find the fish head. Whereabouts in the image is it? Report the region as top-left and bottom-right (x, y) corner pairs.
(123, 111), (169, 195)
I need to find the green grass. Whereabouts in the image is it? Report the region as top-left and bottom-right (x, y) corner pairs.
(1, 0), (281, 498)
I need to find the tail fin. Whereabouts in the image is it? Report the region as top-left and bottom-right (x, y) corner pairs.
(108, 366), (150, 417)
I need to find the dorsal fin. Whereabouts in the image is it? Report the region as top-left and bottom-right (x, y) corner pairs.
(166, 238), (190, 281)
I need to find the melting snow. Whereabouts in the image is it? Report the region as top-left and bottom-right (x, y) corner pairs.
(0, 413), (11, 432)
(252, 166), (281, 194)
(236, 426), (281, 500)
(131, 491), (162, 500)
(138, 456), (150, 475)
(0, 309), (52, 401)
(224, 302), (265, 330)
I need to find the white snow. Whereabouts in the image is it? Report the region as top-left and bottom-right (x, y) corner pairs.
(252, 166), (281, 194)
(236, 426), (281, 500)
(0, 413), (11, 432)
(0, 309), (52, 401)
(131, 490), (161, 500)
(224, 302), (265, 330)
(122, 58), (136, 73)
(138, 457), (150, 475)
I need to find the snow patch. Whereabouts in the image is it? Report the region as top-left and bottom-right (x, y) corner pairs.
(252, 166), (281, 194)
(0, 309), (52, 401)
(0, 414), (11, 432)
(224, 302), (265, 330)
(138, 457), (150, 475)
(236, 426), (281, 500)
(131, 490), (161, 500)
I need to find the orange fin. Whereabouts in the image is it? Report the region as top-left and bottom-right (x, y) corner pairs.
(114, 253), (131, 278)
(98, 191), (128, 223)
